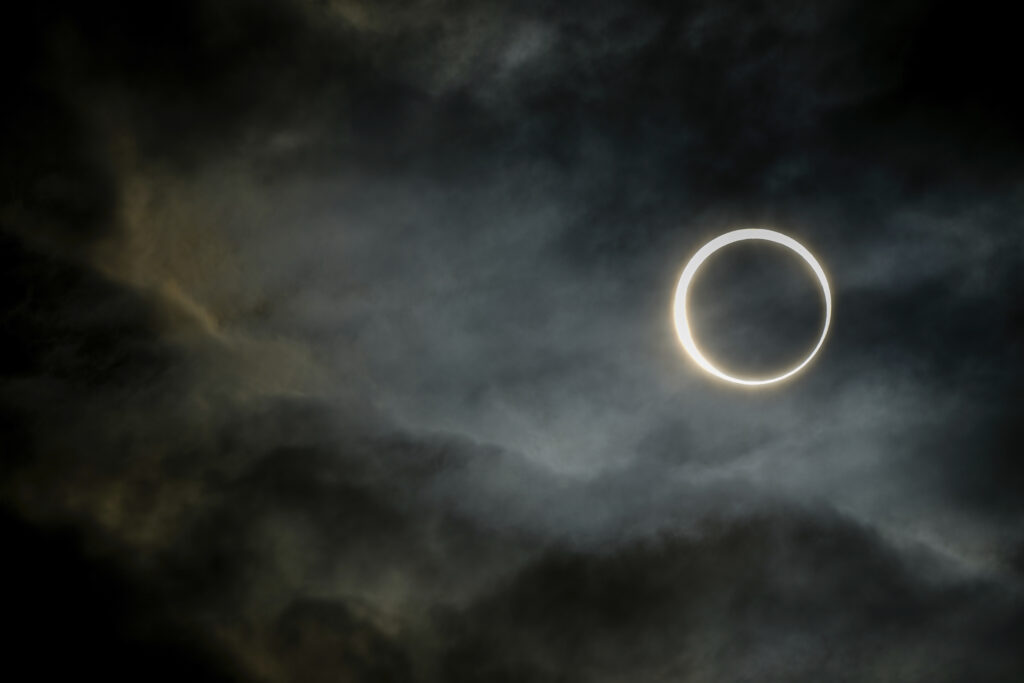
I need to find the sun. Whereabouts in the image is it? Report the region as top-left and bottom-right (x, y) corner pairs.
(673, 229), (832, 386)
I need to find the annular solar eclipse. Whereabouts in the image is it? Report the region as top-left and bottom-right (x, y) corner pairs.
(673, 229), (832, 386)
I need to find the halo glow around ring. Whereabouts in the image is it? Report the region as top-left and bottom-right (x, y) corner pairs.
(673, 229), (831, 386)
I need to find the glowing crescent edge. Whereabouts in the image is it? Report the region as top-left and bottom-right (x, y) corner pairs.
(673, 228), (832, 386)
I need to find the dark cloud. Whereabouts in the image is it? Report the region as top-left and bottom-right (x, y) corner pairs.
(3, 509), (244, 682)
(2, 0), (1023, 680)
(441, 510), (1024, 682)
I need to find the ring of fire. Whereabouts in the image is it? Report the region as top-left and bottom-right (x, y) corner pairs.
(673, 228), (832, 386)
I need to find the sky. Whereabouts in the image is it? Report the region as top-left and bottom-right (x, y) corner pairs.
(2, 1), (1023, 680)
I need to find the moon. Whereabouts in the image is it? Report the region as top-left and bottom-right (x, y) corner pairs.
(673, 228), (832, 386)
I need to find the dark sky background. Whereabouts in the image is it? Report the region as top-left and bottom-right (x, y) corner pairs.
(2, 1), (1023, 680)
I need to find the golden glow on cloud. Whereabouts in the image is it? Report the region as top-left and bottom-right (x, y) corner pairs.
(673, 229), (832, 387)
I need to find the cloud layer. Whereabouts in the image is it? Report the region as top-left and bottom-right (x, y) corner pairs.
(2, 0), (1023, 680)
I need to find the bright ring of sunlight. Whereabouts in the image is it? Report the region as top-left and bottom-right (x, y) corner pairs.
(673, 228), (832, 387)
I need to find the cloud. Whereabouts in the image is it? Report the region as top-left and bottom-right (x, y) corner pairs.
(441, 508), (1024, 682)
(2, 0), (1023, 680)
